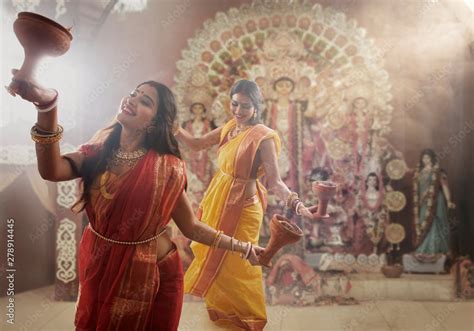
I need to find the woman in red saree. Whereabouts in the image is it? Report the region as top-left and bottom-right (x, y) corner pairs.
(7, 72), (265, 330)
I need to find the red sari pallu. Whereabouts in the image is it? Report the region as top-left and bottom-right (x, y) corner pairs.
(74, 145), (187, 331)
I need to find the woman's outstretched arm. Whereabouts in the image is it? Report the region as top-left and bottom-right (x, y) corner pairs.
(259, 138), (314, 219)
(35, 107), (85, 181)
(8, 70), (83, 182)
(174, 125), (222, 151)
(171, 191), (264, 266)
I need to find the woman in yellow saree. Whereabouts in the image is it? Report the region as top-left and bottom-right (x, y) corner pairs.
(176, 80), (313, 330)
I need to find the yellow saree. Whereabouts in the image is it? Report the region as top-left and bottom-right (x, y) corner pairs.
(184, 119), (281, 330)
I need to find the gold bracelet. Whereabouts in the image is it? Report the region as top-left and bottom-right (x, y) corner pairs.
(31, 133), (63, 144)
(286, 192), (299, 208)
(211, 230), (223, 248)
(34, 123), (63, 135)
(214, 231), (224, 249)
(211, 230), (220, 247)
(30, 124), (64, 137)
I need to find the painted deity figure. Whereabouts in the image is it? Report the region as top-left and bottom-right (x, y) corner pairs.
(264, 76), (315, 194)
(265, 77), (294, 184)
(351, 172), (386, 255)
(413, 149), (455, 255)
(362, 172), (384, 210)
(351, 97), (372, 177)
(182, 102), (216, 185)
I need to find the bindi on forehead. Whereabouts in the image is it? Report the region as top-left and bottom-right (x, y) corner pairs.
(137, 86), (150, 94)
(137, 86), (158, 105)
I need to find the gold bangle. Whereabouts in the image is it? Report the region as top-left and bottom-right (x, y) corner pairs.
(215, 232), (224, 249)
(286, 192), (299, 208)
(30, 124), (64, 137)
(31, 133), (63, 144)
(34, 123), (63, 135)
(211, 230), (223, 248)
(211, 230), (219, 247)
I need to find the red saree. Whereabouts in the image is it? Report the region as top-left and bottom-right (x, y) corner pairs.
(74, 145), (186, 331)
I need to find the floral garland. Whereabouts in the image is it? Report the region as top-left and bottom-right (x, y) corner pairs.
(288, 101), (298, 192)
(412, 163), (441, 247)
(366, 213), (386, 253)
(360, 207), (388, 254)
(271, 100), (299, 192)
(296, 102), (304, 194)
(351, 109), (370, 180)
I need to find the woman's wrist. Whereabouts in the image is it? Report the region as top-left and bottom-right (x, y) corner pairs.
(34, 89), (58, 112)
(234, 239), (246, 255)
(295, 201), (304, 216)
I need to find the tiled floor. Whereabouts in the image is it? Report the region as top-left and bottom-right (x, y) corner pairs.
(1, 286), (473, 330)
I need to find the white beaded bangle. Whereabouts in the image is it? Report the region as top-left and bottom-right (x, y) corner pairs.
(240, 240), (249, 259)
(295, 201), (304, 216)
(244, 242), (252, 260)
(35, 102), (57, 113)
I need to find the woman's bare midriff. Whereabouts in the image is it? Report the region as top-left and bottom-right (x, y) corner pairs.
(91, 174), (176, 263)
(245, 179), (257, 199)
(99, 149), (260, 261)
(156, 233), (174, 262)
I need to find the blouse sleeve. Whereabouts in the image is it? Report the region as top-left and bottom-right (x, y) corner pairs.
(166, 155), (188, 205)
(262, 129), (281, 158)
(257, 128), (282, 178)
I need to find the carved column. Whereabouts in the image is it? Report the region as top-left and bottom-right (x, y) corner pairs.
(52, 144), (82, 301)
(54, 178), (83, 301)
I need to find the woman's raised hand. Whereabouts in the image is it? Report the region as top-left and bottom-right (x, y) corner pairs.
(5, 69), (56, 105)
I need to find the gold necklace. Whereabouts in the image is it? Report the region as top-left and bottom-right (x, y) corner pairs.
(109, 147), (147, 167)
(229, 125), (251, 139)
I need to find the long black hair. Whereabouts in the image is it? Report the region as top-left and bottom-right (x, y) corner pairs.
(230, 79), (263, 125)
(76, 81), (181, 211)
